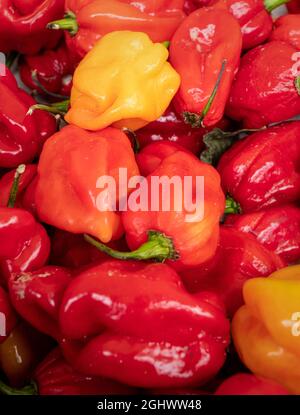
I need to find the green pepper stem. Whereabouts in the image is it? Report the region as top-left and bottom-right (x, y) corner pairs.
(0, 379), (37, 395)
(27, 100), (70, 117)
(162, 41), (170, 49)
(5, 52), (19, 68)
(295, 76), (300, 96)
(264, 0), (290, 12)
(183, 60), (227, 128)
(224, 195), (241, 215)
(7, 164), (26, 208)
(47, 12), (78, 36)
(84, 231), (179, 262)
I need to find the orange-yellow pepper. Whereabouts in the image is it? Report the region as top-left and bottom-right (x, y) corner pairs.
(65, 31), (181, 131)
(232, 265), (300, 394)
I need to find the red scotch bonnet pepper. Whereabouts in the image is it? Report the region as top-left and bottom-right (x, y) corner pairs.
(0, 0), (64, 54)
(217, 122), (300, 212)
(59, 260), (230, 388)
(169, 7), (242, 128)
(0, 64), (57, 169)
(0, 286), (17, 343)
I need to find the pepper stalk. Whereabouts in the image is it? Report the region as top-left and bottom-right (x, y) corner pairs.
(7, 164), (26, 208)
(0, 379), (37, 395)
(47, 12), (78, 36)
(264, 0), (291, 13)
(84, 231), (179, 263)
(28, 100), (70, 117)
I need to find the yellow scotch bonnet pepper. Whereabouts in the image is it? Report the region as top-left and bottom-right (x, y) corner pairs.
(65, 31), (181, 131)
(232, 265), (300, 394)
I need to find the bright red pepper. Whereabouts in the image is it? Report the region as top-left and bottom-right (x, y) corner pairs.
(210, 0), (277, 50)
(86, 145), (225, 269)
(225, 204), (300, 264)
(0, 64), (57, 169)
(59, 260), (229, 388)
(8, 266), (72, 340)
(169, 7), (242, 128)
(0, 0), (64, 54)
(218, 122), (300, 212)
(226, 41), (300, 128)
(0, 164), (37, 216)
(271, 14), (300, 50)
(19, 42), (74, 98)
(48, 0), (186, 62)
(215, 373), (290, 395)
(0, 286), (18, 344)
(288, 0), (300, 13)
(180, 227), (284, 317)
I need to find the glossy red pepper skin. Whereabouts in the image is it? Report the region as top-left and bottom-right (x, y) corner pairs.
(19, 43), (74, 97)
(215, 373), (290, 395)
(63, 0), (186, 62)
(34, 347), (136, 395)
(226, 41), (300, 128)
(137, 105), (205, 155)
(169, 7), (242, 127)
(225, 205), (300, 264)
(211, 0), (273, 50)
(0, 286), (18, 344)
(218, 122), (300, 212)
(288, 0), (300, 13)
(180, 227), (284, 317)
(0, 0), (64, 54)
(59, 260), (229, 388)
(8, 266), (72, 341)
(271, 14), (300, 50)
(122, 147), (225, 269)
(0, 208), (50, 284)
(0, 65), (57, 169)
(0, 165), (37, 216)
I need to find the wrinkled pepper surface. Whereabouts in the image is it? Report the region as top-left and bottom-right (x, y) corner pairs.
(226, 204), (300, 264)
(0, 0), (64, 54)
(36, 125), (139, 243)
(0, 65), (57, 168)
(169, 7), (242, 128)
(180, 227), (284, 317)
(232, 265), (300, 394)
(226, 41), (300, 128)
(59, 260), (230, 388)
(218, 122), (300, 212)
(65, 31), (180, 131)
(48, 0), (185, 61)
(271, 14), (300, 50)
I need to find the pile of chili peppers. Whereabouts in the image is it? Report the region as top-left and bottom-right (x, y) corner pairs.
(0, 0), (300, 396)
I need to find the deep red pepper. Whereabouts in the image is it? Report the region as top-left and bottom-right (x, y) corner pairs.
(271, 14), (300, 50)
(215, 373), (290, 395)
(48, 0), (186, 63)
(226, 41), (300, 128)
(288, 0), (300, 13)
(8, 266), (72, 341)
(59, 260), (229, 388)
(0, 166), (50, 284)
(0, 64), (57, 169)
(0, 164), (37, 216)
(225, 204), (300, 264)
(210, 0), (278, 50)
(19, 42), (74, 98)
(183, 0), (211, 14)
(0, 286), (18, 344)
(180, 227), (284, 317)
(0, 0), (64, 54)
(218, 122), (300, 212)
(169, 7), (242, 128)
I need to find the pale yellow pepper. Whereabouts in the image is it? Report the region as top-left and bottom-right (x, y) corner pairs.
(65, 31), (181, 131)
(232, 265), (300, 394)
